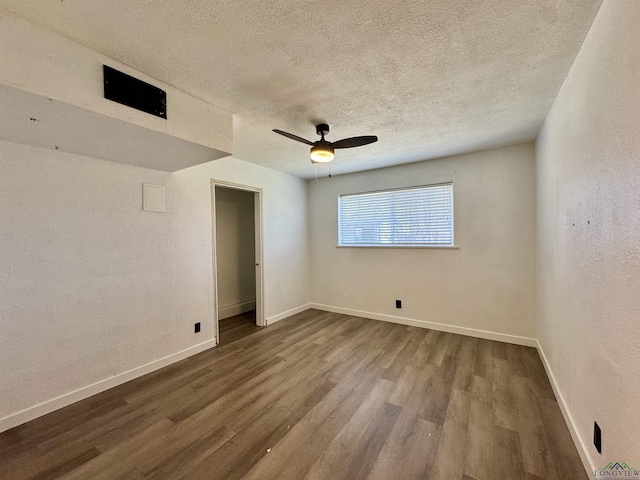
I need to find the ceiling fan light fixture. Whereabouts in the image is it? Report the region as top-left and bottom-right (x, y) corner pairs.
(310, 142), (335, 163)
(273, 123), (377, 166)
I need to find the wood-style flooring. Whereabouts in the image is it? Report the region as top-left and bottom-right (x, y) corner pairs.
(0, 309), (587, 480)
(218, 310), (259, 345)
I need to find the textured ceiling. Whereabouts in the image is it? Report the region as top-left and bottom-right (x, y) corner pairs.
(0, 0), (602, 178)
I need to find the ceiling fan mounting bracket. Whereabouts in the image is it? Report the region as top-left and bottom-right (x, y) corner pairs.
(316, 124), (330, 137)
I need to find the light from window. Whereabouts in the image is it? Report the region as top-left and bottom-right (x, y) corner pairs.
(338, 183), (454, 247)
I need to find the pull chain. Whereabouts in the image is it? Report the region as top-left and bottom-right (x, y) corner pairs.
(315, 163), (319, 185)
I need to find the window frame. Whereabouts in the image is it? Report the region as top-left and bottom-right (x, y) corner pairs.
(337, 182), (456, 249)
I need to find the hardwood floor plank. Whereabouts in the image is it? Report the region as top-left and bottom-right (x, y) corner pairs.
(445, 332), (463, 357)
(409, 328), (438, 367)
(31, 446), (101, 480)
(513, 376), (557, 479)
(506, 343), (531, 378)
(303, 379), (398, 480)
(0, 442), (100, 480)
(183, 380), (337, 480)
(464, 375), (494, 480)
(521, 347), (557, 401)
(368, 360), (440, 480)
(165, 357), (285, 424)
(425, 331), (451, 366)
(525, 473), (547, 480)
(377, 327), (412, 369)
(57, 419), (175, 480)
(219, 311), (258, 345)
(143, 425), (232, 480)
(536, 397), (590, 480)
(382, 328), (427, 382)
(118, 469), (148, 480)
(419, 354), (457, 426)
(171, 353), (327, 435)
(491, 356), (519, 431)
(242, 373), (382, 480)
(342, 401), (401, 480)
(368, 416), (439, 480)
(493, 426), (526, 479)
(474, 338), (493, 379)
(430, 387), (471, 479)
(0, 309), (587, 480)
(36, 399), (161, 456)
(453, 336), (478, 392)
(386, 364), (422, 407)
(491, 340), (508, 360)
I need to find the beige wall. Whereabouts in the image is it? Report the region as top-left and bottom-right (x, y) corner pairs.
(0, 140), (311, 431)
(309, 143), (537, 342)
(536, 0), (640, 470)
(215, 186), (256, 318)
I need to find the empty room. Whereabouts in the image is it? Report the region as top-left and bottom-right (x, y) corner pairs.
(0, 1), (638, 479)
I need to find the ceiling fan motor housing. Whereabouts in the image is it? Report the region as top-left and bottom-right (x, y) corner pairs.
(316, 123), (330, 137)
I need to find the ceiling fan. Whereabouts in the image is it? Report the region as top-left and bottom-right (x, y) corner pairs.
(273, 124), (378, 164)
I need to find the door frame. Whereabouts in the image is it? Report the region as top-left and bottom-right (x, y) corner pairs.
(210, 179), (265, 345)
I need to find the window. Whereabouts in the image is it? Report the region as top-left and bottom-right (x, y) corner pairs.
(338, 183), (454, 247)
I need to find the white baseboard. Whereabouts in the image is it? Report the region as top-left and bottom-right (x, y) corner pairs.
(309, 303), (537, 347)
(218, 300), (256, 320)
(0, 339), (217, 434)
(536, 340), (594, 477)
(266, 303), (312, 325)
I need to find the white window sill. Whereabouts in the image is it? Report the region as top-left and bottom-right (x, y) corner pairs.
(336, 245), (460, 250)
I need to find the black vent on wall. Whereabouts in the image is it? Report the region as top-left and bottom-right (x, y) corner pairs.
(103, 65), (167, 119)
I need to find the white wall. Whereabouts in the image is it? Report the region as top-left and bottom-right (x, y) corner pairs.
(215, 186), (256, 318)
(536, 0), (640, 471)
(0, 140), (310, 430)
(0, 140), (198, 425)
(309, 143), (537, 343)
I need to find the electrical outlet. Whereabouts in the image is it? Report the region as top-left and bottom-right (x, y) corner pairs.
(594, 422), (602, 454)
(194, 322), (201, 333)
(396, 300), (402, 309)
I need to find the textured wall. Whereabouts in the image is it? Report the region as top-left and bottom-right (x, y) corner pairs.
(215, 186), (256, 312)
(309, 143), (537, 339)
(0, 140), (186, 419)
(536, 0), (640, 470)
(0, 140), (310, 424)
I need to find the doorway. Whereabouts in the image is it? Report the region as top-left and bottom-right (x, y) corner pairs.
(211, 180), (264, 345)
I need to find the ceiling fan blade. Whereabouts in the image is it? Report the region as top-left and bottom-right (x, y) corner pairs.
(331, 135), (378, 149)
(272, 129), (314, 146)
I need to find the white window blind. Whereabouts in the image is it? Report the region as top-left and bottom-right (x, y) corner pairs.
(338, 183), (454, 247)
